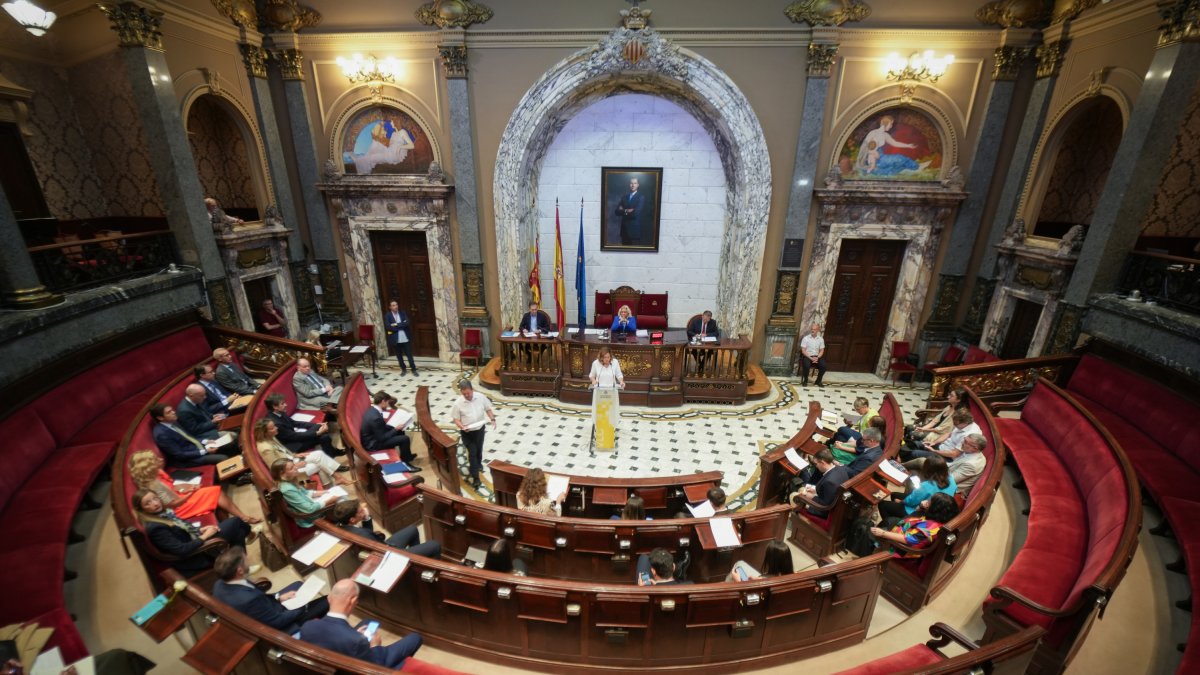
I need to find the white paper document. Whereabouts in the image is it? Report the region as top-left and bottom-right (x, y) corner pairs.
(387, 408), (414, 429)
(584, 328), (604, 335)
(636, 329), (649, 337)
(325, 486), (350, 500)
(880, 461), (909, 484)
(368, 551), (409, 592)
(325, 340), (341, 349)
(546, 473), (571, 500)
(545, 331), (560, 338)
(281, 576), (326, 610)
(31, 648), (65, 675)
(371, 452), (391, 461)
(292, 532), (341, 565)
(174, 476), (202, 487)
(292, 412), (316, 423)
(463, 419), (488, 431)
(567, 328), (579, 334)
(350, 345), (369, 353)
(709, 517), (741, 548)
(383, 471), (411, 484)
(208, 432), (234, 448)
(701, 336), (718, 343)
(686, 500), (715, 518)
(783, 448), (809, 472)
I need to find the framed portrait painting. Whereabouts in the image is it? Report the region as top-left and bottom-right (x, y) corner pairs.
(601, 167), (663, 252)
(836, 106), (943, 182)
(340, 105), (435, 175)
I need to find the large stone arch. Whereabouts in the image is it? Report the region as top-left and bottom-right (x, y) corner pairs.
(493, 28), (771, 337)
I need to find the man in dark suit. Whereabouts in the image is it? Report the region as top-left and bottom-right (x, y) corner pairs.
(213, 348), (259, 395)
(793, 449), (850, 517)
(300, 579), (422, 668)
(178, 384), (231, 442)
(361, 391), (418, 467)
(686, 311), (721, 340)
(150, 403), (231, 467)
(265, 393), (341, 457)
(329, 500), (441, 558)
(194, 365), (239, 415)
(384, 300), (418, 375)
(845, 427), (883, 478)
(518, 301), (552, 334)
(213, 547), (328, 633)
(615, 177), (646, 245)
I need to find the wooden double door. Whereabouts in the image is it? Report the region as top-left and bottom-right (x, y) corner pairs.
(822, 239), (906, 372)
(371, 231), (438, 357)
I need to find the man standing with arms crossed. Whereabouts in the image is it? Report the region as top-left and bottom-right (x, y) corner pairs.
(451, 380), (496, 490)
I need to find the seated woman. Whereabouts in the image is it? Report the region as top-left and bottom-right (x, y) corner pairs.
(132, 488), (254, 576)
(482, 539), (528, 576)
(516, 468), (566, 516)
(912, 387), (967, 436)
(832, 414), (885, 466)
(870, 492), (960, 558)
(304, 329), (323, 347)
(254, 419), (351, 487)
(128, 450), (261, 524)
(877, 456), (957, 522)
(270, 458), (343, 527)
(327, 499), (441, 559)
(610, 495), (651, 520)
(726, 540), (793, 582)
(610, 304), (637, 334)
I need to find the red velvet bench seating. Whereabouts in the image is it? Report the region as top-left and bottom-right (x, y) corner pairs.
(881, 386), (1007, 614)
(984, 378), (1141, 675)
(0, 322), (215, 662)
(833, 623), (1045, 675)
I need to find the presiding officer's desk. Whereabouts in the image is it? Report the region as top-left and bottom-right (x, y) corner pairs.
(499, 329), (752, 406)
(488, 459), (722, 520)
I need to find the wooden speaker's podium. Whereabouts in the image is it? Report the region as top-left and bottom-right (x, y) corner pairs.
(591, 385), (620, 454)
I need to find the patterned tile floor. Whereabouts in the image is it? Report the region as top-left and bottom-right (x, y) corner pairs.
(358, 358), (932, 509)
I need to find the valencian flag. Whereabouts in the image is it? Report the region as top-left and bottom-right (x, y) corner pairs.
(554, 199), (567, 330)
(528, 232), (541, 306)
(575, 197), (587, 329)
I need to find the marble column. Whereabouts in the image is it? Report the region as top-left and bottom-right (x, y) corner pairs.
(239, 43), (305, 263)
(270, 44), (347, 323)
(439, 36), (489, 353)
(0, 185), (60, 308)
(962, 37), (1067, 340)
(922, 35), (1035, 341)
(99, 1), (223, 281)
(763, 38), (837, 376)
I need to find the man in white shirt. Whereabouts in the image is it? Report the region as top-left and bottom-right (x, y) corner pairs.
(949, 433), (988, 495)
(451, 380), (496, 489)
(904, 410), (981, 466)
(799, 324), (827, 387)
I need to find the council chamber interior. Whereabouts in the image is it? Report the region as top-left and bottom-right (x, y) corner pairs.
(0, 0), (1198, 673)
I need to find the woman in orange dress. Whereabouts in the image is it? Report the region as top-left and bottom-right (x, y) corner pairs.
(128, 449), (260, 523)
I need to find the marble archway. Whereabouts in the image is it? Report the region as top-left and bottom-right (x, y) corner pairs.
(493, 28), (771, 337)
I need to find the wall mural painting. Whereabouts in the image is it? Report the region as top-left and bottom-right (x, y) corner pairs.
(838, 107), (943, 181)
(340, 106), (434, 175)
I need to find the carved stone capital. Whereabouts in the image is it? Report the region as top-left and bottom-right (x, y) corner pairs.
(1158, 0), (1200, 47)
(98, 2), (164, 51)
(992, 44), (1033, 80)
(785, 0), (870, 27)
(415, 0), (493, 29)
(273, 48), (305, 80)
(1035, 39), (1068, 78)
(261, 0), (321, 32)
(438, 45), (468, 78)
(806, 44), (839, 78)
(240, 44), (269, 79)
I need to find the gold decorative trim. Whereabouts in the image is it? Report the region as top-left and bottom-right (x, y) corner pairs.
(240, 44), (269, 79)
(209, 0), (256, 29)
(462, 263), (485, 308)
(438, 45), (468, 79)
(98, 2), (164, 51)
(1052, 0), (1101, 25)
(992, 45), (1033, 81)
(930, 365), (1062, 400)
(785, 0), (870, 27)
(273, 48), (304, 80)
(1158, 0), (1200, 47)
(0, 285), (61, 309)
(806, 44), (838, 78)
(1035, 40), (1067, 79)
(976, 0), (1050, 28)
(415, 0), (493, 29)
(770, 270), (800, 319)
(1016, 265), (1053, 290)
(261, 0), (321, 33)
(237, 246), (272, 269)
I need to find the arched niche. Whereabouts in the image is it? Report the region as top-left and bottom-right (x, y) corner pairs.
(492, 28), (771, 337)
(326, 94), (443, 172)
(828, 96), (959, 182)
(180, 86), (272, 219)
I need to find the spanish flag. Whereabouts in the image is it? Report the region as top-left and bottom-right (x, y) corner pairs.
(528, 233), (541, 307)
(554, 200), (566, 330)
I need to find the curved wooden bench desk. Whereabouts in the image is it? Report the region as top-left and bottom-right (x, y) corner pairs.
(415, 385), (463, 496)
(756, 400), (824, 509)
(833, 623), (1045, 675)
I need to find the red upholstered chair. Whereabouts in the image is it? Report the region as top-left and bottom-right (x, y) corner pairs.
(923, 344), (964, 374)
(963, 345), (992, 365)
(886, 341), (918, 387)
(460, 328), (483, 369)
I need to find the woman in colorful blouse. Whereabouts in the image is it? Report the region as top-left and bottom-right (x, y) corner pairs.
(871, 492), (960, 558)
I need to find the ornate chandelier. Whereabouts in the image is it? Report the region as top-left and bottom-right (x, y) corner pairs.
(2, 0), (56, 36)
(336, 54), (402, 98)
(884, 50), (954, 102)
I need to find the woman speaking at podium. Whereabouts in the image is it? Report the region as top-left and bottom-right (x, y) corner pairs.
(589, 347), (626, 390)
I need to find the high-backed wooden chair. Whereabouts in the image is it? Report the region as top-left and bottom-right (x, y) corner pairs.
(609, 285), (642, 320)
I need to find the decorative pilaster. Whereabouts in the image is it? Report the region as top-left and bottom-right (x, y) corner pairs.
(992, 44), (1034, 80)
(960, 277), (996, 340)
(273, 48), (305, 80)
(98, 1), (163, 50)
(206, 277), (236, 326)
(0, 185), (60, 309)
(1046, 301), (1084, 354)
(240, 44), (269, 79)
(438, 45), (468, 78)
(806, 43), (838, 77)
(1035, 39), (1068, 78)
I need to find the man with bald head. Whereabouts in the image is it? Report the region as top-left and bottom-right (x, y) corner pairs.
(293, 358), (342, 410)
(178, 383), (239, 446)
(300, 579), (423, 667)
(213, 347), (259, 395)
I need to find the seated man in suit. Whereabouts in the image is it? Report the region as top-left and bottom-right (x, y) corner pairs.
(518, 301), (552, 335)
(361, 391), (419, 468)
(792, 449), (850, 517)
(845, 427), (884, 477)
(151, 403), (233, 468)
(686, 310), (720, 340)
(301, 579), (423, 668)
(265, 393), (342, 457)
(213, 547), (328, 634)
(213, 348), (260, 395)
(328, 500), (441, 558)
(293, 358), (342, 411)
(635, 547), (693, 586)
(194, 365), (240, 415)
(178, 384), (239, 446)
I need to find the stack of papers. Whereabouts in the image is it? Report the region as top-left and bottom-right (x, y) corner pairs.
(350, 345), (370, 353)
(292, 412), (316, 423)
(708, 517), (741, 548)
(880, 460), (909, 484)
(783, 448), (810, 472)
(363, 552), (409, 592)
(686, 500), (716, 518)
(281, 576), (326, 610)
(381, 462), (413, 484)
(292, 532), (346, 566)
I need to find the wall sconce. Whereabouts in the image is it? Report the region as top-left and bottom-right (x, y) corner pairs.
(336, 54), (401, 99)
(884, 50), (953, 102)
(3, 0), (56, 36)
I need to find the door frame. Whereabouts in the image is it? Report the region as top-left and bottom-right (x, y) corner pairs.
(370, 230), (439, 358)
(822, 238), (907, 372)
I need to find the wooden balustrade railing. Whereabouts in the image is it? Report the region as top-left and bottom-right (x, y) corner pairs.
(204, 324), (330, 376)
